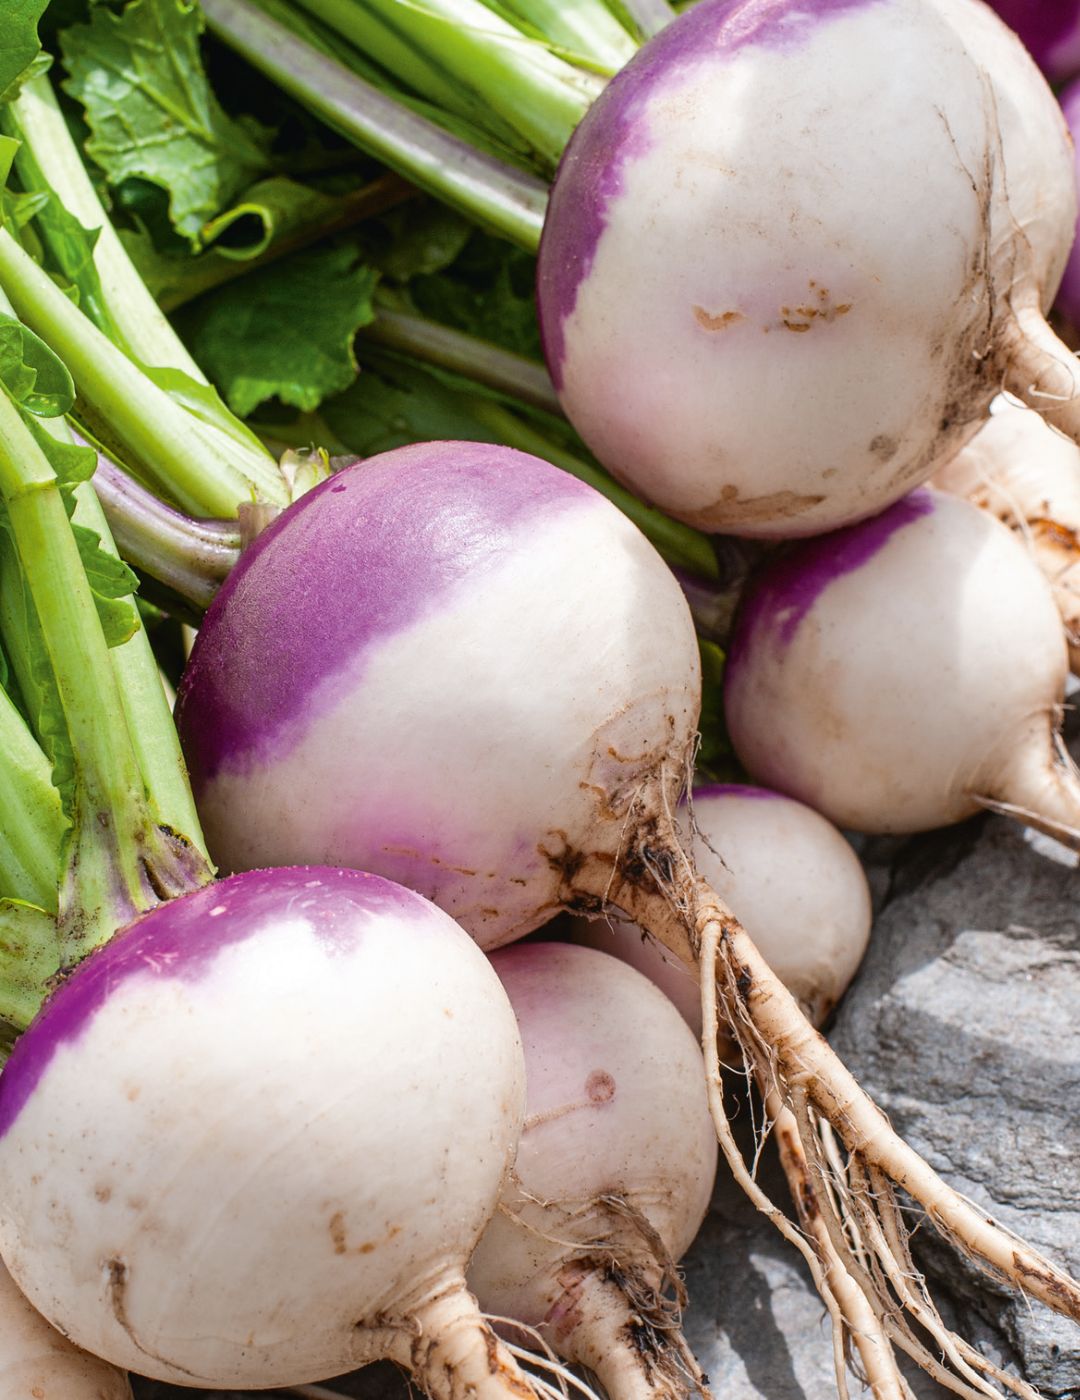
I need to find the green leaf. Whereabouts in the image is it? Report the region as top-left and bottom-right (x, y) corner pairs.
(409, 229), (541, 358)
(320, 350), (503, 456)
(0, 313), (76, 417)
(355, 202), (471, 283)
(199, 175), (343, 262)
(72, 522), (139, 647)
(176, 241), (379, 416)
(59, 0), (272, 244)
(0, 1), (49, 102)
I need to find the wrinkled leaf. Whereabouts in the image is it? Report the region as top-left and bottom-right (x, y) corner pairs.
(59, 0), (271, 243)
(176, 241), (379, 416)
(0, 1), (49, 102)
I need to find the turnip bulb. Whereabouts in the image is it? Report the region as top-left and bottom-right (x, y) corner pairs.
(175, 442), (701, 951)
(537, 0), (1078, 538)
(470, 943), (717, 1400)
(0, 867), (533, 1395)
(573, 784), (871, 1039)
(724, 487), (1080, 843)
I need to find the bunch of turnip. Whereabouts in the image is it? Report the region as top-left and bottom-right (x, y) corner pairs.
(175, 441), (1080, 1400)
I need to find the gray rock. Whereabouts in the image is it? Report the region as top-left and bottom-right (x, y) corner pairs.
(833, 815), (1080, 1398)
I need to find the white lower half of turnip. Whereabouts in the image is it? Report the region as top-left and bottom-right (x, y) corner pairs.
(470, 943), (716, 1400)
(0, 868), (532, 1395)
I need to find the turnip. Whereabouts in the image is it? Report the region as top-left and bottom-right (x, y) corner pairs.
(176, 441), (1080, 1394)
(0, 1259), (131, 1398)
(536, 0), (1078, 538)
(932, 397), (1080, 671)
(0, 866), (533, 1392)
(572, 784), (871, 1040)
(469, 943), (716, 1400)
(176, 440), (701, 950)
(724, 486), (1080, 845)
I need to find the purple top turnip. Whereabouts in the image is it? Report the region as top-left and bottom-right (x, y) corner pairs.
(175, 442), (701, 949)
(537, 0), (1078, 538)
(0, 867), (531, 1393)
(725, 487), (1080, 843)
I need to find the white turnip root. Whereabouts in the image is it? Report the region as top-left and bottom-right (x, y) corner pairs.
(175, 443), (1080, 1393)
(0, 1260), (131, 1398)
(573, 784), (871, 1039)
(0, 867), (535, 1396)
(932, 397), (1080, 671)
(724, 486), (1080, 846)
(537, 0), (1078, 538)
(469, 943), (716, 1400)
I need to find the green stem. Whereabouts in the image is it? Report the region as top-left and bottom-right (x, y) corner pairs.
(0, 689), (65, 911)
(298, 0), (599, 164)
(0, 398), (151, 943)
(0, 393), (211, 975)
(618, 0), (675, 37)
(3, 74), (210, 381)
(201, 0), (548, 251)
(0, 231), (288, 514)
(364, 306), (562, 413)
(497, 0), (637, 67)
(73, 482), (209, 858)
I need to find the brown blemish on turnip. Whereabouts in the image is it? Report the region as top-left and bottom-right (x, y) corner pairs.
(585, 1070), (616, 1104)
(693, 306), (745, 331)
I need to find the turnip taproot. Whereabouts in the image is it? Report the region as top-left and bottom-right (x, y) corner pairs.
(0, 867), (533, 1394)
(537, 0), (1078, 538)
(932, 398), (1080, 671)
(0, 1259), (131, 1398)
(724, 487), (1080, 843)
(470, 943), (716, 1400)
(572, 784), (871, 1039)
(175, 443), (1080, 1392)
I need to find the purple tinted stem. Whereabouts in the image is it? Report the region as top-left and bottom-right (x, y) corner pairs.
(91, 455), (240, 612)
(201, 0), (549, 251)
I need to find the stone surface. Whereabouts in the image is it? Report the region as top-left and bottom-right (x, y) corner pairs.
(129, 811), (1079, 1400)
(833, 815), (1080, 1399)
